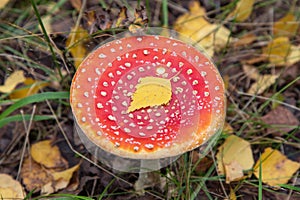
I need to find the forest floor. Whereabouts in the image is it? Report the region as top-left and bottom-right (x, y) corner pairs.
(0, 0), (300, 199)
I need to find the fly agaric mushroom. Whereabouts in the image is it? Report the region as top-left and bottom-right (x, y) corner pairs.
(70, 29), (225, 171)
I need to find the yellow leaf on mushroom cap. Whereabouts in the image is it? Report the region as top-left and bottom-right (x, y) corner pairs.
(127, 76), (172, 113)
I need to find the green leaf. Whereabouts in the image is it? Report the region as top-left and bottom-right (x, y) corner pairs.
(0, 114), (54, 128)
(0, 91), (69, 120)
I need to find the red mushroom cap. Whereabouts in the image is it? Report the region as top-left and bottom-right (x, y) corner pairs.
(70, 33), (225, 159)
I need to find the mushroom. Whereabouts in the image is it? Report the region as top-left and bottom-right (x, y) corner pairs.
(70, 28), (225, 173)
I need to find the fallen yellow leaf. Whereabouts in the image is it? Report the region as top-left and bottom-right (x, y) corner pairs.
(224, 160), (245, 183)
(0, 0), (10, 9)
(233, 33), (256, 48)
(51, 164), (80, 191)
(174, 1), (231, 57)
(0, 70), (26, 93)
(216, 135), (254, 183)
(66, 26), (89, 69)
(227, 0), (255, 22)
(31, 140), (68, 169)
(128, 76), (172, 113)
(262, 37), (291, 66)
(9, 78), (49, 100)
(247, 74), (279, 95)
(254, 147), (300, 188)
(273, 13), (300, 38)
(263, 37), (300, 67)
(0, 174), (25, 199)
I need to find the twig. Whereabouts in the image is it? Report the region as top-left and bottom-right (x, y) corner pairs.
(237, 91), (300, 112)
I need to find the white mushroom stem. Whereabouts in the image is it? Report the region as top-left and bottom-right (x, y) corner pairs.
(140, 159), (161, 173)
(134, 159), (161, 192)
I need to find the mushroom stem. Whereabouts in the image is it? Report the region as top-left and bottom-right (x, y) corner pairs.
(140, 159), (161, 173)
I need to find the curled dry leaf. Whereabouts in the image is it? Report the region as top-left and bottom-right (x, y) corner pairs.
(31, 140), (68, 169)
(174, 1), (231, 56)
(216, 135), (254, 183)
(254, 147), (300, 188)
(0, 70), (26, 93)
(226, 0), (255, 22)
(0, 174), (25, 199)
(127, 76), (172, 113)
(273, 13), (300, 38)
(261, 106), (299, 136)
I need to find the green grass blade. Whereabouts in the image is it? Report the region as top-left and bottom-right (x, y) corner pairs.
(0, 114), (54, 128)
(0, 91), (69, 120)
(279, 184), (300, 192)
(162, 0), (168, 27)
(258, 156), (263, 200)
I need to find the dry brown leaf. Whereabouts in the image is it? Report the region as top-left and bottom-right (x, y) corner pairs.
(0, 174), (25, 199)
(222, 122), (234, 134)
(52, 164), (80, 191)
(128, 76), (172, 113)
(216, 135), (254, 183)
(31, 140), (68, 169)
(70, 0), (82, 12)
(263, 37), (300, 67)
(9, 78), (49, 100)
(66, 26), (89, 69)
(21, 154), (80, 194)
(233, 33), (256, 48)
(247, 74), (279, 95)
(226, 0), (255, 22)
(0, 70), (26, 93)
(174, 1), (231, 57)
(40, 164), (80, 194)
(261, 106), (299, 136)
(21, 157), (53, 192)
(273, 13), (300, 38)
(242, 64), (260, 80)
(128, 6), (148, 33)
(115, 7), (128, 27)
(254, 147), (300, 188)
(192, 153), (213, 174)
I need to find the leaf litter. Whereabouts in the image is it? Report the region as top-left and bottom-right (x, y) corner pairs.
(1, 0), (300, 199)
(21, 140), (80, 194)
